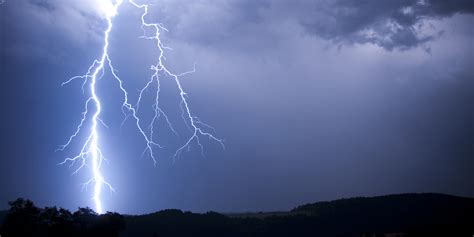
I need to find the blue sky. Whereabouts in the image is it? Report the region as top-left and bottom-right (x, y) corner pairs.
(0, 0), (473, 214)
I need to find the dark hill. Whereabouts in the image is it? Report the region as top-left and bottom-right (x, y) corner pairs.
(1, 193), (473, 236)
(122, 193), (474, 237)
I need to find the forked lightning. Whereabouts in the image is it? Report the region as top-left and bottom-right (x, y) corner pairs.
(58, 0), (223, 214)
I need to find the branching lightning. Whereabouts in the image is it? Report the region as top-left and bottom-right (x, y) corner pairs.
(58, 0), (224, 214)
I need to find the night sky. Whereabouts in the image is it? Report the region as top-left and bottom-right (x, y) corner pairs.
(0, 0), (473, 214)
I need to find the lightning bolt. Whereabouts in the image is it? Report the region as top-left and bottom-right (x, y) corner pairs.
(58, 0), (224, 214)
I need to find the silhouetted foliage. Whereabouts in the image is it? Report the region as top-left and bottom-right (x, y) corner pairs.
(123, 194), (474, 237)
(0, 198), (125, 237)
(1, 199), (41, 236)
(0, 194), (473, 236)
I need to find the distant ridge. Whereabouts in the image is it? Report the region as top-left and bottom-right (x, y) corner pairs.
(293, 192), (472, 213)
(1, 193), (473, 236)
(123, 193), (473, 236)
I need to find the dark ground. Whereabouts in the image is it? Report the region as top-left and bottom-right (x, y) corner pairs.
(1, 193), (473, 237)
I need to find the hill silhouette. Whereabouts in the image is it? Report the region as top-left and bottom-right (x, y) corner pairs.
(1, 193), (473, 236)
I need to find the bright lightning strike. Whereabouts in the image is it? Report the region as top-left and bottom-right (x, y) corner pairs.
(58, 0), (224, 214)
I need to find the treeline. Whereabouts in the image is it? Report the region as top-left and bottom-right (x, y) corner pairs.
(0, 198), (125, 237)
(1, 194), (473, 237)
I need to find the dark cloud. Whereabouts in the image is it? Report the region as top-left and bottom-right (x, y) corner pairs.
(0, 0), (473, 213)
(4, 0), (472, 53)
(282, 0), (474, 50)
(154, 0), (473, 51)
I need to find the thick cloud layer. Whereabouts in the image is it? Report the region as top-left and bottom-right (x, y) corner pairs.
(3, 0), (473, 51)
(147, 0), (474, 50)
(296, 0), (474, 50)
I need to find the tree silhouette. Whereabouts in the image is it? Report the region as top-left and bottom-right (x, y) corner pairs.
(1, 194), (472, 237)
(1, 198), (41, 236)
(0, 198), (125, 237)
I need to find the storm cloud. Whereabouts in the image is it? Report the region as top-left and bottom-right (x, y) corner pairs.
(295, 0), (474, 50)
(0, 0), (472, 213)
(148, 0), (474, 51)
(3, 0), (473, 52)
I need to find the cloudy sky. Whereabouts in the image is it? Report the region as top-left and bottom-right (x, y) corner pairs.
(0, 0), (473, 214)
